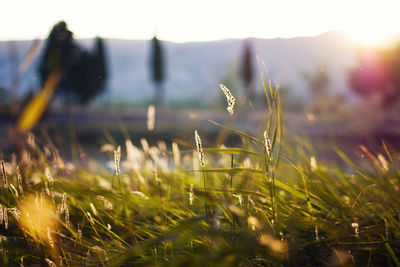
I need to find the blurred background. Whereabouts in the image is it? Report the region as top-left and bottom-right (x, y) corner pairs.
(1, 0), (400, 159)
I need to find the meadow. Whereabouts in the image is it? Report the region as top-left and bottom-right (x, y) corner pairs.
(1, 77), (400, 267)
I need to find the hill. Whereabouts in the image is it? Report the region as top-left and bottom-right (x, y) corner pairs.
(0, 31), (357, 104)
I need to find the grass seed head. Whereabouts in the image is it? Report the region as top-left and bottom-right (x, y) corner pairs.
(17, 166), (23, 195)
(263, 131), (272, 163)
(315, 224), (320, 240)
(45, 258), (56, 267)
(7, 207), (20, 222)
(91, 246), (109, 262)
(4, 208), (8, 229)
(96, 196), (113, 210)
(147, 105), (155, 131)
(90, 203), (98, 216)
(140, 138), (149, 153)
(310, 156), (318, 171)
(77, 224), (82, 243)
(384, 218), (389, 240)
(219, 84), (235, 116)
(194, 130), (205, 167)
(189, 184), (194, 205)
(351, 222), (359, 238)
(247, 216), (260, 230)
(377, 153), (389, 172)
(10, 184), (19, 198)
(131, 191), (149, 199)
(259, 234), (285, 252)
(47, 226), (54, 248)
(1, 160), (8, 188)
(114, 146), (121, 176)
(172, 142), (180, 167)
(60, 193), (67, 214)
(87, 212), (95, 224)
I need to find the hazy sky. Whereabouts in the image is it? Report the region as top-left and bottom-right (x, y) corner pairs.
(1, 0), (400, 44)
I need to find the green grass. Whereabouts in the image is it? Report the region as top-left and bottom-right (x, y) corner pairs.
(1, 79), (400, 266)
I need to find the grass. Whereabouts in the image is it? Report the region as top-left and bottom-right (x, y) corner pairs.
(1, 77), (400, 266)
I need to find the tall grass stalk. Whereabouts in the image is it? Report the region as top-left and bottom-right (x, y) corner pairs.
(195, 130), (207, 216)
(219, 83), (236, 192)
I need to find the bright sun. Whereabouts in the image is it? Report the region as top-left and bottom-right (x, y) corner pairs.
(348, 29), (395, 46)
(343, 3), (399, 47)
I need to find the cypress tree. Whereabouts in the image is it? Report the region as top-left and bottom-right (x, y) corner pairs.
(150, 35), (165, 106)
(240, 40), (254, 102)
(92, 37), (107, 94)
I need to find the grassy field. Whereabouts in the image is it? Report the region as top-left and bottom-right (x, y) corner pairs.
(0, 81), (400, 266)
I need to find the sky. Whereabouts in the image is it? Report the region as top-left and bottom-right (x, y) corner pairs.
(1, 0), (400, 44)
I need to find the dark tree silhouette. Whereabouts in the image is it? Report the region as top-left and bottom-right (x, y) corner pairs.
(150, 35), (165, 106)
(240, 40), (254, 102)
(92, 37), (108, 94)
(38, 21), (107, 105)
(69, 37), (108, 104)
(39, 21), (79, 95)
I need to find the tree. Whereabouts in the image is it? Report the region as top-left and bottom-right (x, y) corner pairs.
(38, 21), (107, 105)
(240, 40), (254, 102)
(39, 21), (79, 98)
(69, 37), (108, 104)
(150, 35), (165, 106)
(92, 37), (108, 95)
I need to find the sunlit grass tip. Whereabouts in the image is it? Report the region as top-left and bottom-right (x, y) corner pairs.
(219, 84), (235, 116)
(147, 105), (155, 131)
(263, 131), (272, 163)
(194, 130), (205, 167)
(114, 146), (121, 176)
